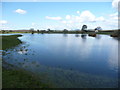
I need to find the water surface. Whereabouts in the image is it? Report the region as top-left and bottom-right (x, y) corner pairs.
(3, 34), (118, 88)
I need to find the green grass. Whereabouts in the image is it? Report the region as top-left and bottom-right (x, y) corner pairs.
(3, 68), (51, 88)
(1, 35), (22, 50)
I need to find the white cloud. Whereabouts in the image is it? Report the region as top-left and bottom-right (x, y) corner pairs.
(110, 12), (119, 20)
(77, 11), (80, 14)
(61, 20), (73, 24)
(59, 10), (107, 30)
(110, 12), (118, 17)
(66, 15), (71, 19)
(95, 16), (105, 21)
(103, 12), (118, 29)
(75, 10), (105, 22)
(68, 21), (73, 23)
(113, 17), (118, 20)
(75, 16), (81, 21)
(112, 0), (120, 11)
(79, 10), (96, 22)
(62, 20), (67, 24)
(32, 23), (35, 26)
(1, 26), (10, 30)
(46, 11), (105, 25)
(0, 20), (8, 24)
(46, 16), (62, 20)
(15, 9), (27, 14)
(45, 10), (118, 30)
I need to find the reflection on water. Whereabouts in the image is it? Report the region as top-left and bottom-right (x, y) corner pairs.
(95, 35), (101, 39)
(2, 34), (118, 88)
(75, 34), (80, 37)
(63, 34), (68, 37)
(81, 34), (87, 39)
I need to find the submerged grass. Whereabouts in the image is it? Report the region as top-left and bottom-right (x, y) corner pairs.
(2, 35), (52, 88)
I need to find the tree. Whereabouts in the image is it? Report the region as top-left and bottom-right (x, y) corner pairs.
(37, 29), (40, 33)
(63, 29), (68, 33)
(94, 27), (102, 33)
(1, 30), (5, 33)
(47, 28), (50, 31)
(81, 25), (87, 32)
(94, 27), (102, 31)
(47, 28), (52, 33)
(30, 28), (34, 34)
(41, 30), (46, 34)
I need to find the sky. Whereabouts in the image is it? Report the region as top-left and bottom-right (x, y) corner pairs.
(0, 0), (119, 30)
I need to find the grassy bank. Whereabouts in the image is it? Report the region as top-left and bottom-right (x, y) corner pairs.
(1, 35), (22, 50)
(2, 35), (51, 88)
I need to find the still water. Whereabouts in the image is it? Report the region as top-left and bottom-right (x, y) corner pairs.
(3, 34), (118, 88)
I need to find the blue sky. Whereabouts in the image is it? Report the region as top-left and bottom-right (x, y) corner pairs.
(1, 1), (119, 30)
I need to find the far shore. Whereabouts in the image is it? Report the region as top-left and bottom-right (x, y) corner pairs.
(0, 30), (119, 38)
